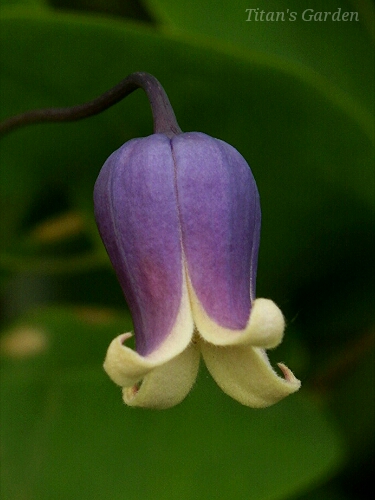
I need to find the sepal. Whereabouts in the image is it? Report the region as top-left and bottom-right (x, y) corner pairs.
(201, 342), (300, 408)
(123, 344), (200, 409)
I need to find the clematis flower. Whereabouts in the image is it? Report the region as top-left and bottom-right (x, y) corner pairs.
(0, 71), (300, 409)
(94, 131), (300, 409)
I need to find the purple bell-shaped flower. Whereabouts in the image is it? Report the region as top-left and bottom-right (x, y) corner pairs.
(94, 73), (300, 408)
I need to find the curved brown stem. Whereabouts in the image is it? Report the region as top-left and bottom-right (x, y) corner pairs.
(0, 72), (181, 138)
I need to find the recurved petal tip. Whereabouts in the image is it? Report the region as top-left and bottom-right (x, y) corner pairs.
(191, 293), (285, 349)
(123, 343), (200, 409)
(244, 298), (285, 349)
(201, 342), (300, 408)
(103, 333), (156, 387)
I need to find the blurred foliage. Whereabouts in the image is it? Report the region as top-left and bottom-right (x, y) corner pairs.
(0, 0), (374, 499)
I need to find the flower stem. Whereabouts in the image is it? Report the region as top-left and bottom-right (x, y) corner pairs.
(0, 72), (181, 138)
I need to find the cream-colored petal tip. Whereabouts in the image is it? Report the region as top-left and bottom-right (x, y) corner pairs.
(103, 333), (156, 387)
(193, 296), (285, 348)
(122, 343), (201, 409)
(277, 362), (301, 388)
(201, 343), (300, 408)
(246, 298), (285, 348)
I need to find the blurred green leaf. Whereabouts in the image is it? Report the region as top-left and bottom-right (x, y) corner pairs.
(0, 0), (48, 10)
(329, 343), (375, 459)
(145, 0), (375, 112)
(297, 484), (350, 500)
(49, 0), (155, 23)
(0, 306), (344, 500)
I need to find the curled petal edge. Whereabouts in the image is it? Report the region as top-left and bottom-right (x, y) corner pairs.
(103, 335), (199, 409)
(104, 272), (194, 387)
(123, 343), (201, 409)
(104, 332), (162, 387)
(188, 276), (285, 348)
(201, 342), (301, 408)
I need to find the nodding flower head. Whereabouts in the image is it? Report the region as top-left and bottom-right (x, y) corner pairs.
(94, 73), (300, 409)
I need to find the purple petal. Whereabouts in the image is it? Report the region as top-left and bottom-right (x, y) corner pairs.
(172, 132), (260, 330)
(94, 134), (183, 356)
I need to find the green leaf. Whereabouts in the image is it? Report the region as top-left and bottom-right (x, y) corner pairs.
(0, 306), (344, 500)
(0, 0), (49, 10)
(296, 485), (350, 500)
(330, 344), (375, 459)
(145, 0), (375, 112)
